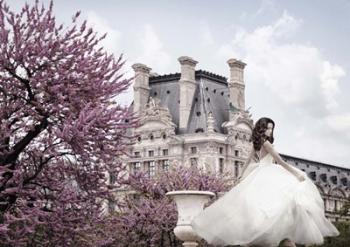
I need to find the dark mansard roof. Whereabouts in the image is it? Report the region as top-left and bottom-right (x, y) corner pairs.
(149, 70), (230, 135)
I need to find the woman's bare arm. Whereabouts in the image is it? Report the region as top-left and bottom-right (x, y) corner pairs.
(263, 140), (305, 182)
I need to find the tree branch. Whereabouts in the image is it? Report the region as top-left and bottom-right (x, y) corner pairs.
(23, 152), (73, 185)
(3, 117), (48, 165)
(4, 66), (34, 101)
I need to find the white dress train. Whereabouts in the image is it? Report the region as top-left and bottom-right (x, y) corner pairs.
(191, 153), (339, 247)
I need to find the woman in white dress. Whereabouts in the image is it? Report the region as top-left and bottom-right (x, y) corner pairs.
(191, 117), (339, 247)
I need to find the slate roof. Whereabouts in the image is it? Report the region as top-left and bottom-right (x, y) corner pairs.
(148, 70), (230, 134)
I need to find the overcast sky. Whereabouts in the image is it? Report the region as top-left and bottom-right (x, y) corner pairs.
(9, 0), (350, 168)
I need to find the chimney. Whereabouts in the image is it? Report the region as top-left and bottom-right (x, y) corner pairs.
(178, 56), (198, 131)
(227, 58), (246, 118)
(132, 63), (151, 113)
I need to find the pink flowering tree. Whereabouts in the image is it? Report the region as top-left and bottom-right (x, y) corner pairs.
(0, 1), (137, 245)
(91, 166), (233, 247)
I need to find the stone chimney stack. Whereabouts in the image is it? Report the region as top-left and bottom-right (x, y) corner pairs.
(178, 56), (198, 131)
(132, 63), (151, 113)
(227, 58), (246, 117)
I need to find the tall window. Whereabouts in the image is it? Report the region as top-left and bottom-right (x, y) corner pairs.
(148, 150), (154, 157)
(190, 158), (197, 167)
(219, 147), (224, 154)
(162, 149), (168, 156)
(234, 150), (239, 157)
(148, 161), (156, 177)
(329, 199), (335, 212)
(234, 161), (239, 177)
(161, 160), (170, 171)
(108, 200), (115, 213)
(335, 200), (338, 212)
(219, 158), (224, 174)
(134, 151), (141, 158)
(132, 162), (141, 174)
(191, 147), (197, 154)
(109, 173), (116, 184)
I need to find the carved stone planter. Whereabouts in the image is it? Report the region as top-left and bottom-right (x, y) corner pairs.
(166, 190), (215, 247)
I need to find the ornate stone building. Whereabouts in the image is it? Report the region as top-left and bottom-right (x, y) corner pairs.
(123, 56), (349, 221)
(280, 154), (350, 221)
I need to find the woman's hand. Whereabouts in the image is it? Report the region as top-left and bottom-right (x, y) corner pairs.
(296, 174), (305, 182)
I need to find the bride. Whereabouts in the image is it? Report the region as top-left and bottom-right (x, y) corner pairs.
(191, 117), (339, 247)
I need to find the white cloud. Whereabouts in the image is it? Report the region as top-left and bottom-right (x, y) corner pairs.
(199, 21), (215, 46)
(113, 24), (172, 106)
(213, 11), (349, 167)
(254, 0), (276, 17)
(294, 126), (306, 138)
(325, 113), (350, 138)
(85, 11), (135, 107)
(217, 11), (345, 117)
(135, 24), (171, 74)
(320, 61), (345, 110)
(86, 11), (122, 56)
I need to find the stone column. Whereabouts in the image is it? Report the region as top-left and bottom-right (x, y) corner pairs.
(132, 63), (151, 113)
(178, 56), (198, 132)
(227, 58), (246, 119)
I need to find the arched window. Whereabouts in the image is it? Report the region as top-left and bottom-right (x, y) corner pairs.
(195, 128), (204, 133)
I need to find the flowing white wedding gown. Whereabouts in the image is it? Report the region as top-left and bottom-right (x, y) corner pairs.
(191, 153), (339, 247)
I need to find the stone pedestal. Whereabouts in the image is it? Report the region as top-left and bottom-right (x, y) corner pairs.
(166, 190), (215, 246)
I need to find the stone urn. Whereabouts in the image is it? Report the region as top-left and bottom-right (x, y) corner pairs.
(166, 190), (215, 247)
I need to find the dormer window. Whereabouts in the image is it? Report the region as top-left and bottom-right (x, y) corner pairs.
(195, 128), (204, 133)
(308, 171), (316, 180)
(330, 176), (338, 185)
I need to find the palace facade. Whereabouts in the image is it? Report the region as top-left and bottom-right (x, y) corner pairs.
(121, 56), (349, 221)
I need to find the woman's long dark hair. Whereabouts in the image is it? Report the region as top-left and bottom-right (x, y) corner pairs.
(251, 117), (275, 151)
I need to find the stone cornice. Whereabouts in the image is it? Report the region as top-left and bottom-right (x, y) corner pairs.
(149, 70), (228, 85)
(227, 58), (247, 69)
(132, 63), (151, 73)
(281, 153), (349, 172)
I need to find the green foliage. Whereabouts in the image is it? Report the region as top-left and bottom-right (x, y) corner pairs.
(309, 221), (350, 247)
